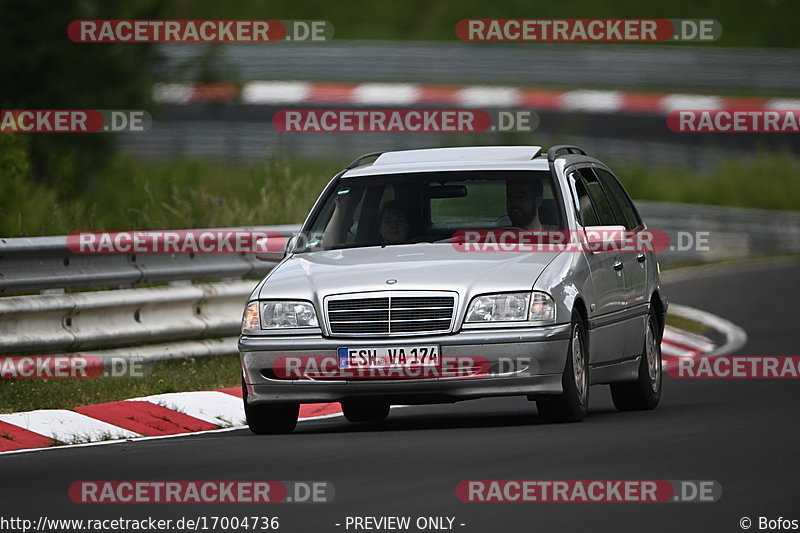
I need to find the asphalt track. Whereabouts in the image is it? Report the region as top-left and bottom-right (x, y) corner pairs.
(1, 259), (798, 533)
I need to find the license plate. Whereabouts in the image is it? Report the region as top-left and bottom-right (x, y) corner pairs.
(338, 345), (440, 369)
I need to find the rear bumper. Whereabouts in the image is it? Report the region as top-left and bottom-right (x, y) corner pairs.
(239, 324), (571, 404)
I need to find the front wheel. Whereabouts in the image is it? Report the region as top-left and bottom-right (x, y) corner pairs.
(536, 311), (589, 423)
(610, 312), (662, 411)
(243, 379), (300, 434)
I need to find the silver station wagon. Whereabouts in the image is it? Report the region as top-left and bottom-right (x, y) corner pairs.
(239, 145), (667, 434)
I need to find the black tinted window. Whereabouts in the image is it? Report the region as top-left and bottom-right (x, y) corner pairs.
(578, 168), (620, 226)
(571, 171), (600, 226)
(301, 170), (564, 251)
(595, 169), (641, 229)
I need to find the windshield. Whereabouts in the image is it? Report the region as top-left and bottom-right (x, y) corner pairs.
(295, 170), (563, 252)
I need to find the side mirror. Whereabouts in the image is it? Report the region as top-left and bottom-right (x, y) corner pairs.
(255, 235), (296, 262)
(583, 225), (627, 252)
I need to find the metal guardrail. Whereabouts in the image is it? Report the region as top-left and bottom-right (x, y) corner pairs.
(0, 225), (299, 359)
(0, 281), (253, 355)
(638, 202), (800, 265)
(0, 225), (301, 295)
(0, 204), (797, 360)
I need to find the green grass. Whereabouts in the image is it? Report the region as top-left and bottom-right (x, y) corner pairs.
(665, 314), (714, 335)
(613, 150), (800, 211)
(0, 354), (241, 414)
(0, 155), (339, 236)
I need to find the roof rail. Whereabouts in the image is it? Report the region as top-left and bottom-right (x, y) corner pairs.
(346, 151), (384, 169)
(547, 145), (587, 162)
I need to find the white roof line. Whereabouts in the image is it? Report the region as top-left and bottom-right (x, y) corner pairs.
(370, 146), (543, 167)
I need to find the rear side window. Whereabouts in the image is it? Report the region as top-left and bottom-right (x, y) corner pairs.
(578, 168), (620, 226)
(595, 168), (642, 229)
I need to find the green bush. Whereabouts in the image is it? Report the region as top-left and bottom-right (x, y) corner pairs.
(615, 151), (800, 211)
(1, 154), (338, 235)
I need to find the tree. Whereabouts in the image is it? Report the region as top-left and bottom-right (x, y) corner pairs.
(0, 0), (165, 195)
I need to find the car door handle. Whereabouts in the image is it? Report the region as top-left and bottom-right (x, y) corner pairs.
(636, 253), (646, 263)
(613, 260), (624, 271)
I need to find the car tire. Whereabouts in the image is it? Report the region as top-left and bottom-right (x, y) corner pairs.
(536, 311), (589, 423)
(341, 399), (390, 423)
(242, 379), (300, 435)
(610, 312), (662, 411)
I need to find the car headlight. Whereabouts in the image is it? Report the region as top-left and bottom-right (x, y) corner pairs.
(465, 291), (555, 323)
(261, 300), (318, 329)
(241, 300), (319, 333)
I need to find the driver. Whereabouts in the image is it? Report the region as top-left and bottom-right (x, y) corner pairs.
(505, 178), (556, 231)
(378, 201), (411, 244)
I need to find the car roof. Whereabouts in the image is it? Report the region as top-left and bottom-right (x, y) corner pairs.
(342, 146), (553, 178)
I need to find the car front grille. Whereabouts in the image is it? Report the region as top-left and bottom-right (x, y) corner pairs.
(326, 292), (456, 336)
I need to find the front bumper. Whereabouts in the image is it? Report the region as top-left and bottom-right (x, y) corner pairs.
(239, 324), (571, 404)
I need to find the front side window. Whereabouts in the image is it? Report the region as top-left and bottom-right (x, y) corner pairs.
(571, 170), (600, 227)
(577, 168), (622, 227)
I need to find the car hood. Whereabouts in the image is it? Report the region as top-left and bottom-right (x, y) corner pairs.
(256, 243), (561, 301)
